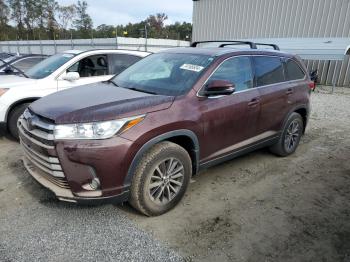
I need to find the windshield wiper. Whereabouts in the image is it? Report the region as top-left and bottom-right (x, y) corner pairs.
(106, 80), (157, 95)
(128, 87), (157, 95)
(106, 79), (119, 87)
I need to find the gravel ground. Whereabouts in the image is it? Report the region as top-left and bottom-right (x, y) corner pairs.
(0, 86), (350, 261)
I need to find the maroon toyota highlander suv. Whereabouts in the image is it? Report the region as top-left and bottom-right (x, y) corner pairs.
(18, 41), (312, 216)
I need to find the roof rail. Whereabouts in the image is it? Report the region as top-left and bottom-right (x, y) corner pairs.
(255, 43), (280, 50)
(191, 40), (257, 49)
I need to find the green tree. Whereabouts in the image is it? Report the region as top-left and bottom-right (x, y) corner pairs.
(44, 0), (59, 39)
(23, 0), (44, 39)
(57, 4), (76, 38)
(95, 24), (115, 38)
(8, 0), (25, 39)
(0, 0), (9, 40)
(73, 0), (92, 38)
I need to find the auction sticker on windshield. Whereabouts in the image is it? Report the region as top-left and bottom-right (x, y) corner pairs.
(180, 64), (204, 72)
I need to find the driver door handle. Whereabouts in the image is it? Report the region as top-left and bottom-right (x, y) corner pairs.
(248, 98), (260, 107)
(286, 88), (293, 95)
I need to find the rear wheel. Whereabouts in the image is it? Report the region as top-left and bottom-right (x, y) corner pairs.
(8, 103), (30, 140)
(129, 141), (192, 216)
(269, 112), (304, 157)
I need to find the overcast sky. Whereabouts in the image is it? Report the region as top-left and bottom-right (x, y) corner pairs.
(57, 0), (193, 26)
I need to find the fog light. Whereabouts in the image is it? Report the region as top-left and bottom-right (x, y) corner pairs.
(90, 178), (100, 190)
(82, 178), (100, 191)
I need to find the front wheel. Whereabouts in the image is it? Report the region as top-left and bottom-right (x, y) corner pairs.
(269, 112), (304, 157)
(8, 103), (30, 140)
(129, 141), (192, 216)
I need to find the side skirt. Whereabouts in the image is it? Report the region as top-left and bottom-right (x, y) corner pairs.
(199, 135), (280, 171)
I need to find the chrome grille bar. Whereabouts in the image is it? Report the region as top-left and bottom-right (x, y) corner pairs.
(19, 110), (71, 190)
(18, 117), (54, 141)
(21, 143), (65, 178)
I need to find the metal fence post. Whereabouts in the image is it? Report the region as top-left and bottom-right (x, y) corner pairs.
(144, 24), (148, 52)
(16, 39), (20, 54)
(331, 61), (342, 94)
(54, 34), (57, 54)
(115, 27), (118, 49)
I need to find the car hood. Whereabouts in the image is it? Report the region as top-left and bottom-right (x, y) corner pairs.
(29, 82), (175, 124)
(0, 75), (37, 88)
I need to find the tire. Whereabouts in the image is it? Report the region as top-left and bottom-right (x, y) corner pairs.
(269, 112), (304, 157)
(129, 141), (192, 216)
(8, 103), (30, 140)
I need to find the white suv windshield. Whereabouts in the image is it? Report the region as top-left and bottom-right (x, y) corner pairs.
(112, 53), (215, 96)
(27, 53), (76, 79)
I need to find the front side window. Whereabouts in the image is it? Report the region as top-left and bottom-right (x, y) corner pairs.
(208, 56), (253, 92)
(285, 59), (306, 81)
(112, 53), (215, 96)
(27, 53), (76, 79)
(253, 56), (284, 86)
(67, 55), (108, 77)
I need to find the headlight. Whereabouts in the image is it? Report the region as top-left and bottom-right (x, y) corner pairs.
(54, 115), (145, 140)
(0, 88), (9, 97)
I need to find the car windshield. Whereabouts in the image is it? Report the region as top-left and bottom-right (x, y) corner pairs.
(26, 53), (76, 79)
(112, 52), (215, 96)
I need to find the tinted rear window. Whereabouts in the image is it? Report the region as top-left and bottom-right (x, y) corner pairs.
(109, 54), (142, 75)
(253, 56), (284, 86)
(285, 59), (305, 80)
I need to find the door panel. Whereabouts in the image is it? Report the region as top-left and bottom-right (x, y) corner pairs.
(252, 56), (290, 134)
(198, 56), (261, 162)
(199, 89), (261, 162)
(257, 83), (291, 133)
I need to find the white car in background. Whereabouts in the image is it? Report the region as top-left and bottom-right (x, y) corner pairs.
(0, 49), (150, 139)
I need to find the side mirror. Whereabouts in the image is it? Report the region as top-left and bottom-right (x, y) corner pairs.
(4, 66), (14, 74)
(62, 72), (80, 81)
(203, 80), (235, 96)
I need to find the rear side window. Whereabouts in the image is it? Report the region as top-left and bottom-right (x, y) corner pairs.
(285, 59), (306, 80)
(108, 54), (142, 75)
(208, 56), (253, 92)
(253, 56), (284, 86)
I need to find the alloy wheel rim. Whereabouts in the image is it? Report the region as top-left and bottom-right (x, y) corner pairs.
(148, 158), (184, 205)
(284, 120), (300, 151)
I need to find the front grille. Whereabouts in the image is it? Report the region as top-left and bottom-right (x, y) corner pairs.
(19, 110), (70, 190)
(18, 109), (55, 145)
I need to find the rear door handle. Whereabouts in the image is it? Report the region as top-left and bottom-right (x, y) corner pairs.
(248, 98), (260, 107)
(286, 88), (293, 95)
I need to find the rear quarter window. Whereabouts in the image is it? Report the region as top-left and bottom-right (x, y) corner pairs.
(253, 56), (284, 86)
(285, 59), (306, 81)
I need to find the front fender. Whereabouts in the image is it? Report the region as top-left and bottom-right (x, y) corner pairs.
(123, 129), (200, 187)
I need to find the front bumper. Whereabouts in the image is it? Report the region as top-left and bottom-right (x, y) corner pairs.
(22, 156), (130, 204)
(18, 112), (134, 204)
(0, 101), (7, 122)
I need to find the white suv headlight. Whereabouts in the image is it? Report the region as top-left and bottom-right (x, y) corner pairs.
(54, 115), (145, 140)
